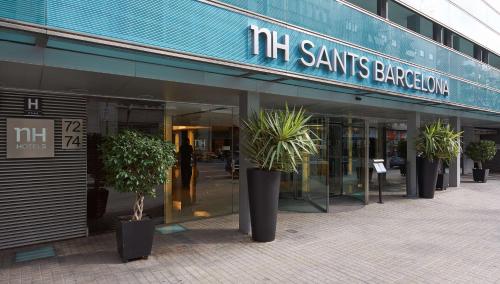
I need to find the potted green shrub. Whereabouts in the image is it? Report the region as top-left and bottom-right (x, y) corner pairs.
(102, 130), (176, 262)
(243, 106), (317, 242)
(465, 140), (497, 183)
(416, 120), (461, 198)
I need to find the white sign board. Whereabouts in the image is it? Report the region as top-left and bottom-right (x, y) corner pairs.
(373, 162), (387, 174)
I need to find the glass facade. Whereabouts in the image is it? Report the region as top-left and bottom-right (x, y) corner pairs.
(167, 103), (239, 223)
(388, 0), (433, 39)
(346, 0), (497, 68)
(450, 32), (475, 58)
(345, 0), (378, 15)
(490, 53), (500, 70)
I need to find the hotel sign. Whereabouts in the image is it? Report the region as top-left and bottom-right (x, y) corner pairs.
(250, 25), (450, 96)
(24, 97), (43, 116)
(7, 118), (54, 159)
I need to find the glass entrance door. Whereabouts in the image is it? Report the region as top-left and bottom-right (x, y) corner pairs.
(278, 117), (329, 212)
(329, 118), (366, 204)
(342, 120), (366, 202)
(166, 103), (239, 223)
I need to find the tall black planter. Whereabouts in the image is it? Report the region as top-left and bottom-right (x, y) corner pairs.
(116, 217), (155, 262)
(247, 168), (281, 242)
(418, 158), (440, 198)
(473, 168), (489, 183)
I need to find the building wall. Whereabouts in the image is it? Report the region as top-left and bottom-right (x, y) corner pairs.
(0, 91), (87, 249)
(0, 0), (499, 113)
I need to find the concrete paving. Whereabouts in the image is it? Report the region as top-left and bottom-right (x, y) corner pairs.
(1, 175), (500, 283)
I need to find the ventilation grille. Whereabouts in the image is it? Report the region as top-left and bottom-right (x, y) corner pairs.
(0, 91), (87, 249)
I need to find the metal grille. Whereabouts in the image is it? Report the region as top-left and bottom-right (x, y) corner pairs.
(0, 91), (87, 249)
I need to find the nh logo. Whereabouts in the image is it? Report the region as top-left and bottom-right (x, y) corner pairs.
(24, 97), (42, 115)
(14, 127), (47, 143)
(250, 25), (290, 62)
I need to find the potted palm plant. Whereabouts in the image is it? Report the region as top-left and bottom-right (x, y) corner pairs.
(243, 106), (317, 242)
(465, 140), (497, 183)
(102, 130), (176, 262)
(416, 120), (461, 198)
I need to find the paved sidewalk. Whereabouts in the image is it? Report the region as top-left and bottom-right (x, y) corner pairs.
(1, 175), (500, 283)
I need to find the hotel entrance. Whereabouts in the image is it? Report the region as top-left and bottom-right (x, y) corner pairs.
(166, 102), (239, 223)
(278, 116), (369, 213)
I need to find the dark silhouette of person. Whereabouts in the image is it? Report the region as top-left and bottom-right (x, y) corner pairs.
(180, 136), (194, 188)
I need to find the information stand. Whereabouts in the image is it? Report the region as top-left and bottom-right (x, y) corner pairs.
(373, 159), (387, 204)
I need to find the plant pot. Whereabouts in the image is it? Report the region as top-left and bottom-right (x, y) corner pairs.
(418, 158), (440, 199)
(400, 164), (407, 176)
(472, 168), (489, 183)
(87, 188), (109, 219)
(436, 173), (449, 190)
(116, 217), (155, 262)
(247, 168), (281, 242)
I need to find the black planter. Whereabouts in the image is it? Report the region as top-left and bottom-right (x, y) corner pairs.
(436, 173), (449, 190)
(247, 168), (281, 242)
(473, 168), (489, 183)
(418, 158), (440, 199)
(87, 189), (109, 219)
(400, 164), (407, 176)
(116, 217), (155, 262)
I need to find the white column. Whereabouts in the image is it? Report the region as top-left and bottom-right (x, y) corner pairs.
(239, 92), (260, 234)
(406, 112), (420, 198)
(449, 117), (461, 187)
(462, 126), (476, 174)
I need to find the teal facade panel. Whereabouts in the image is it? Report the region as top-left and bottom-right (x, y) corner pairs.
(0, 0), (499, 112)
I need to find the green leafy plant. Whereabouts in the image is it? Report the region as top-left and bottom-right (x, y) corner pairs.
(416, 120), (462, 163)
(102, 130), (176, 221)
(465, 140), (497, 169)
(242, 105), (318, 173)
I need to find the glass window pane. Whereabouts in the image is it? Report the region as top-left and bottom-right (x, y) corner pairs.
(388, 0), (433, 39)
(452, 33), (474, 57)
(489, 53), (500, 70)
(345, 0), (378, 15)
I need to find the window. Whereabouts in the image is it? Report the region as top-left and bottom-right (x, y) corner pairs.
(345, 0), (378, 15)
(451, 33), (475, 58)
(489, 53), (500, 70)
(387, 0), (433, 39)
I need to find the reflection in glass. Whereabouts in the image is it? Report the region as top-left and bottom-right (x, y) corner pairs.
(279, 117), (328, 212)
(388, 0), (433, 39)
(341, 119), (366, 202)
(345, 0), (378, 15)
(167, 104), (239, 223)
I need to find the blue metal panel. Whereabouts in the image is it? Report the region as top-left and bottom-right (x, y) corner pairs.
(0, 0), (45, 25)
(0, 0), (499, 112)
